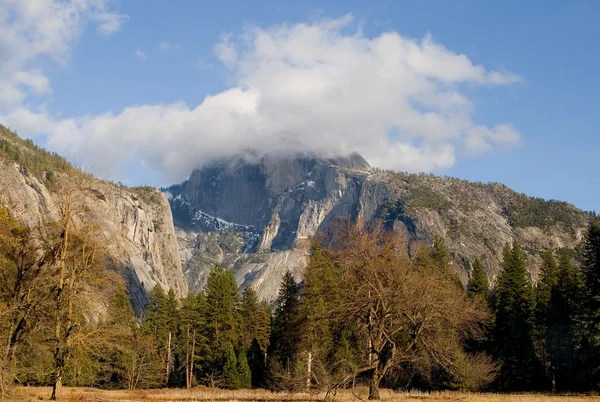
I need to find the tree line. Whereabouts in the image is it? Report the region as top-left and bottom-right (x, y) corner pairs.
(3, 193), (600, 399)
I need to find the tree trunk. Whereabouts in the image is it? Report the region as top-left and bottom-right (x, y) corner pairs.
(4, 322), (15, 363)
(50, 367), (63, 400)
(185, 327), (190, 389)
(189, 329), (196, 388)
(306, 350), (312, 389)
(165, 330), (172, 387)
(368, 368), (382, 400)
(51, 191), (71, 401)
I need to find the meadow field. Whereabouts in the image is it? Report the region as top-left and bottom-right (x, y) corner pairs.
(5, 387), (600, 402)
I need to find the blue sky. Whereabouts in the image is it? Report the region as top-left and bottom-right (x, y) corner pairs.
(1, 0), (599, 212)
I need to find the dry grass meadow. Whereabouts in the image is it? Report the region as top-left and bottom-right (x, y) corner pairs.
(4, 387), (600, 402)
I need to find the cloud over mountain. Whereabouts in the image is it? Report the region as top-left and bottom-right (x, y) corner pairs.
(0, 9), (522, 182)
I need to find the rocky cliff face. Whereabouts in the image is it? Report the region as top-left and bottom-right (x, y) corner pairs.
(0, 127), (187, 313)
(165, 153), (590, 302)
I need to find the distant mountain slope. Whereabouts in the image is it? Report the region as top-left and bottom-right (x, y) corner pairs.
(165, 153), (590, 301)
(0, 125), (187, 313)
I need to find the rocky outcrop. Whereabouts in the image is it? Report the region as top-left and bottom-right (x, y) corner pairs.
(166, 154), (590, 302)
(0, 128), (187, 313)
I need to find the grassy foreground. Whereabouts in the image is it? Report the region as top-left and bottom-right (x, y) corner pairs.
(5, 387), (600, 402)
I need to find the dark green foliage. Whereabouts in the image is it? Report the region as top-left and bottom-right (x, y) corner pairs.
(419, 235), (463, 288)
(504, 196), (585, 228)
(166, 288), (179, 334)
(535, 251), (585, 391)
(222, 342), (239, 389)
(583, 220), (600, 319)
(494, 242), (538, 390)
(296, 242), (353, 384)
(141, 285), (169, 340)
(247, 339), (266, 387)
(468, 259), (490, 299)
(546, 253), (584, 391)
(268, 270), (299, 370)
(236, 348), (252, 389)
(240, 286), (271, 387)
(241, 286), (271, 351)
(405, 186), (452, 213)
(0, 125), (73, 182)
(580, 219), (600, 389)
(204, 265), (242, 360)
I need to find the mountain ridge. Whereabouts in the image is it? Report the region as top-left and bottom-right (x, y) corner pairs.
(165, 153), (590, 301)
(0, 125), (590, 305)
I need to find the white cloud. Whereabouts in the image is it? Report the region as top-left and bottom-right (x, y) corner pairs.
(134, 49), (147, 61)
(92, 12), (129, 36)
(0, 14), (523, 183)
(0, 0), (128, 108)
(158, 41), (184, 51)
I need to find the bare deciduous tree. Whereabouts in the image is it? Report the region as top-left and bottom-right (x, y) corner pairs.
(321, 219), (495, 399)
(49, 180), (106, 400)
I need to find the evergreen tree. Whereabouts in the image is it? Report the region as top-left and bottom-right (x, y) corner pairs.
(166, 288), (179, 334)
(193, 292), (209, 372)
(247, 339), (266, 387)
(535, 251), (559, 389)
(269, 270), (299, 370)
(142, 285), (169, 340)
(536, 252), (560, 319)
(236, 348), (252, 389)
(425, 235), (463, 288)
(165, 288), (179, 385)
(430, 235), (451, 269)
(545, 253), (584, 391)
(494, 242), (538, 390)
(240, 286), (271, 386)
(297, 242), (346, 386)
(222, 342), (239, 389)
(205, 266), (242, 361)
(583, 219), (600, 308)
(241, 286), (271, 351)
(580, 219), (600, 389)
(178, 293), (205, 388)
(467, 259), (490, 299)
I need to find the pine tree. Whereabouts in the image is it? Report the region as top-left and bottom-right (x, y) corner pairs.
(205, 266), (242, 358)
(236, 348), (252, 389)
(142, 285), (169, 340)
(535, 251), (559, 389)
(426, 235), (463, 287)
(166, 288), (179, 333)
(579, 219), (600, 389)
(583, 219), (600, 305)
(241, 287), (271, 351)
(247, 338), (266, 387)
(546, 253), (584, 391)
(494, 242), (538, 390)
(165, 288), (179, 386)
(240, 286), (271, 386)
(536, 252), (560, 318)
(269, 270), (299, 370)
(179, 293), (205, 388)
(430, 235), (451, 269)
(141, 285), (171, 386)
(222, 342), (239, 389)
(467, 259), (490, 299)
(297, 242), (343, 387)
